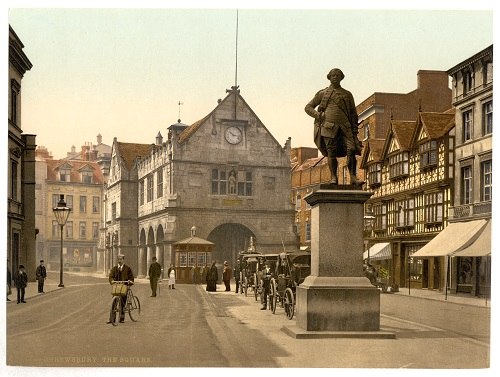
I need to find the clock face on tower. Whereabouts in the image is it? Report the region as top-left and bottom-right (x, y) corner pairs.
(224, 126), (242, 145)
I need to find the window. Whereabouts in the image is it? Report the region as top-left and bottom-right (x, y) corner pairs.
(419, 140), (438, 169)
(81, 171), (93, 184)
(408, 247), (423, 281)
(92, 196), (100, 213)
(237, 171), (253, 196)
(188, 252), (196, 267)
(157, 169), (163, 198)
(461, 166), (473, 204)
(395, 198), (415, 228)
(10, 80), (20, 124)
(424, 192), (443, 225)
(373, 203), (387, 231)
(179, 252), (188, 267)
(11, 160), (18, 201)
(481, 160), (492, 202)
(295, 195), (301, 211)
(463, 70), (473, 94)
(92, 222), (99, 239)
(52, 194), (59, 208)
(305, 221), (311, 241)
(147, 175), (153, 202)
(367, 162), (382, 187)
(79, 222), (87, 239)
(389, 152), (409, 179)
(52, 221), (60, 238)
(111, 202), (117, 221)
(211, 169), (227, 195)
(363, 123), (370, 140)
(79, 196), (87, 213)
(66, 195), (73, 210)
(463, 110), (473, 142)
(483, 101), (492, 135)
(139, 180), (145, 205)
(197, 252), (206, 267)
(65, 221), (73, 239)
(60, 168), (71, 182)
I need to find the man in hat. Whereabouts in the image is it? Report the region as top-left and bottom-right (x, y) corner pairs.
(148, 256), (162, 297)
(222, 261), (232, 292)
(260, 260), (273, 310)
(13, 265), (28, 304)
(36, 260), (47, 293)
(305, 68), (363, 185)
(108, 254), (134, 323)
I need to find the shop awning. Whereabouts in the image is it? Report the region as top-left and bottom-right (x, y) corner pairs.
(452, 220), (491, 257)
(363, 242), (391, 261)
(412, 219), (488, 257)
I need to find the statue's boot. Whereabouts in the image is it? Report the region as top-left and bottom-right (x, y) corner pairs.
(348, 155), (364, 186)
(328, 157), (338, 184)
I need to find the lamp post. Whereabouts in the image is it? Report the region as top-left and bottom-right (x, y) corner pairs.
(53, 194), (71, 287)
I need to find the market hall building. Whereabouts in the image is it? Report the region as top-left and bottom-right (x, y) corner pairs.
(102, 87), (298, 276)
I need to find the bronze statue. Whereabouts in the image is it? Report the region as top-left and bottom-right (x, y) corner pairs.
(305, 68), (363, 185)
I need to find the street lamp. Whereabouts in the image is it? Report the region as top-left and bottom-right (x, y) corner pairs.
(53, 194), (71, 287)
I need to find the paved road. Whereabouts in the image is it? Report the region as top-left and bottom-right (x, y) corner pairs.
(5, 273), (491, 370)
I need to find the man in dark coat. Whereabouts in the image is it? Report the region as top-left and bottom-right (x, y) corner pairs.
(206, 261), (218, 292)
(36, 260), (47, 293)
(148, 256), (162, 297)
(108, 254), (135, 323)
(13, 265), (28, 304)
(222, 261), (232, 292)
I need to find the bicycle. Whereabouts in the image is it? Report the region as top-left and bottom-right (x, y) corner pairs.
(109, 280), (141, 326)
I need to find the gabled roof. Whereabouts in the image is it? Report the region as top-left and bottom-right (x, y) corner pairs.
(293, 156), (326, 172)
(116, 142), (151, 171)
(46, 159), (104, 184)
(361, 139), (385, 167)
(381, 120), (416, 158)
(177, 89), (282, 147)
(414, 111), (455, 143)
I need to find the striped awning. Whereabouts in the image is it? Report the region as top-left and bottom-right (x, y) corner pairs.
(363, 242), (391, 261)
(452, 220), (491, 257)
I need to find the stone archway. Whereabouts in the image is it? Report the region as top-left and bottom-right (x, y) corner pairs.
(207, 223), (255, 268)
(138, 228), (147, 277)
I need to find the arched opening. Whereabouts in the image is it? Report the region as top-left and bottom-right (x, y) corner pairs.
(207, 223), (255, 269)
(156, 225), (165, 278)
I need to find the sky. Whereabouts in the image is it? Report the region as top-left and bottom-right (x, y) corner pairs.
(5, 1), (495, 160)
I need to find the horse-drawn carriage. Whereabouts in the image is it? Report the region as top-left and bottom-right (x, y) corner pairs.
(238, 252), (262, 300)
(269, 251), (311, 319)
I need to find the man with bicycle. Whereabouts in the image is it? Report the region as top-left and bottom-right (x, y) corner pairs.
(108, 254), (134, 323)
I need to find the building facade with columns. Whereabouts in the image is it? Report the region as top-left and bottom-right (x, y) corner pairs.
(103, 87), (298, 277)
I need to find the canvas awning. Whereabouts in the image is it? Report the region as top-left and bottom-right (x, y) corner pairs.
(363, 242), (391, 261)
(412, 219), (487, 257)
(452, 220), (491, 257)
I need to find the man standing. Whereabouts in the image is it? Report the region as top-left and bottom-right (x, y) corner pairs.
(13, 265), (28, 304)
(36, 260), (47, 293)
(260, 260), (272, 310)
(222, 261), (232, 292)
(305, 68), (362, 185)
(148, 256), (162, 297)
(108, 254), (134, 323)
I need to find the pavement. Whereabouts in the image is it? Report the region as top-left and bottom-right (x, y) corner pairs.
(7, 271), (491, 308)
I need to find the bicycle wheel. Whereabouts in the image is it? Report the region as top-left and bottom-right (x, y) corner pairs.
(128, 295), (141, 322)
(284, 288), (295, 320)
(110, 296), (121, 326)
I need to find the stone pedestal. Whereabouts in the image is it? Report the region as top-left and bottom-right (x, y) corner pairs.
(283, 185), (394, 338)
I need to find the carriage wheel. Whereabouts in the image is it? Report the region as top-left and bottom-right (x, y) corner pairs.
(270, 279), (277, 314)
(253, 273), (259, 301)
(284, 288), (295, 320)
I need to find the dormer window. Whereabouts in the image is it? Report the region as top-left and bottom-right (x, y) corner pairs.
(419, 140), (438, 170)
(81, 171), (93, 184)
(389, 151), (409, 180)
(367, 162), (382, 188)
(60, 168), (71, 182)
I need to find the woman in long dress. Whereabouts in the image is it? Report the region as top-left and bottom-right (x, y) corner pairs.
(206, 261), (218, 292)
(167, 264), (176, 289)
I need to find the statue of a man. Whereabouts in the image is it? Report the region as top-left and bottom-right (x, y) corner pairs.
(305, 68), (363, 185)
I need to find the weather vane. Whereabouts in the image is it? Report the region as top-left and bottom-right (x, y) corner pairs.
(177, 100), (184, 123)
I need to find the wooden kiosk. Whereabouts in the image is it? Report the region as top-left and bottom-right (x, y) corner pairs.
(173, 226), (215, 284)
